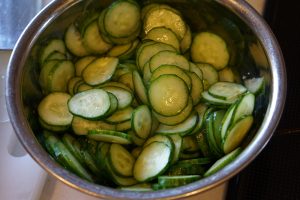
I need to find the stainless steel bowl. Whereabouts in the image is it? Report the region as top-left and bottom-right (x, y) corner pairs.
(6, 0), (286, 199)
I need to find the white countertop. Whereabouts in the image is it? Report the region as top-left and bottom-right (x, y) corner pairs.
(0, 1), (266, 200)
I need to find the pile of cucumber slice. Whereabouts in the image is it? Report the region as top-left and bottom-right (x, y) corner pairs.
(36, 0), (265, 190)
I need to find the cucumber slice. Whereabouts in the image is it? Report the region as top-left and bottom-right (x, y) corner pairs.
(132, 105), (152, 139)
(88, 129), (132, 144)
(105, 158), (138, 186)
(82, 57), (118, 86)
(157, 175), (201, 188)
(219, 67), (235, 82)
(188, 72), (204, 105)
(196, 63), (219, 86)
(115, 120), (132, 132)
(107, 42), (133, 57)
(208, 82), (247, 100)
(44, 51), (66, 63)
(177, 157), (212, 165)
(105, 92), (119, 117)
(145, 27), (180, 51)
(195, 132), (212, 157)
(189, 62), (203, 80)
(61, 133), (84, 163)
(180, 25), (192, 53)
(40, 39), (66, 65)
(38, 118), (69, 132)
(220, 104), (237, 139)
(133, 141), (172, 182)
(82, 21), (112, 54)
(43, 132), (93, 182)
(99, 81), (131, 92)
(156, 112), (198, 136)
(47, 60), (75, 93)
(206, 111), (223, 157)
(154, 98), (193, 126)
(68, 77), (83, 96)
(108, 144), (135, 177)
(38, 92), (73, 126)
(212, 110), (226, 150)
(68, 89), (111, 119)
(118, 71), (134, 91)
(149, 51), (190, 72)
(118, 39), (140, 60)
(106, 107), (133, 124)
(223, 116), (253, 154)
(167, 163), (205, 176)
(131, 147), (143, 158)
(128, 131), (146, 146)
(101, 86), (133, 109)
(191, 32), (229, 70)
(143, 7), (186, 40)
(132, 70), (149, 105)
(204, 147), (242, 177)
(169, 134), (182, 164)
(75, 56), (96, 77)
(150, 65), (192, 90)
(137, 42), (176, 72)
(143, 134), (173, 149)
(149, 74), (189, 116)
(65, 23), (90, 57)
(104, 0), (140, 38)
(244, 77), (265, 95)
(72, 116), (116, 135)
(232, 92), (255, 123)
(202, 91), (238, 106)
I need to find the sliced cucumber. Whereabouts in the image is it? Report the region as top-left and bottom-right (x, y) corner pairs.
(47, 60), (75, 93)
(44, 51), (66, 63)
(149, 51), (190, 72)
(204, 147), (242, 177)
(201, 91), (238, 106)
(143, 7), (186, 40)
(232, 92), (255, 123)
(220, 104), (237, 139)
(132, 105), (152, 139)
(137, 42), (176, 72)
(82, 57), (118, 86)
(40, 39), (66, 65)
(191, 32), (229, 70)
(108, 144), (135, 177)
(180, 25), (192, 53)
(82, 20), (112, 54)
(143, 134), (173, 149)
(133, 141), (172, 182)
(196, 63), (219, 86)
(105, 158), (138, 186)
(244, 77), (265, 95)
(156, 112), (198, 136)
(132, 70), (149, 105)
(188, 72), (204, 105)
(150, 65), (192, 90)
(104, 0), (140, 38)
(167, 163), (205, 176)
(72, 116), (115, 135)
(43, 132), (93, 182)
(68, 89), (111, 119)
(105, 107), (133, 124)
(115, 120), (132, 132)
(75, 56), (96, 77)
(88, 129), (132, 144)
(223, 116), (253, 154)
(38, 92), (73, 126)
(208, 82), (247, 100)
(157, 175), (201, 188)
(39, 118), (69, 132)
(149, 74), (189, 116)
(65, 23), (90, 57)
(101, 86), (133, 109)
(219, 67), (235, 82)
(154, 98), (193, 126)
(169, 134), (182, 164)
(145, 27), (180, 51)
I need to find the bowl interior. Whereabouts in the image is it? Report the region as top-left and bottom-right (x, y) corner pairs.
(7, 0), (284, 199)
